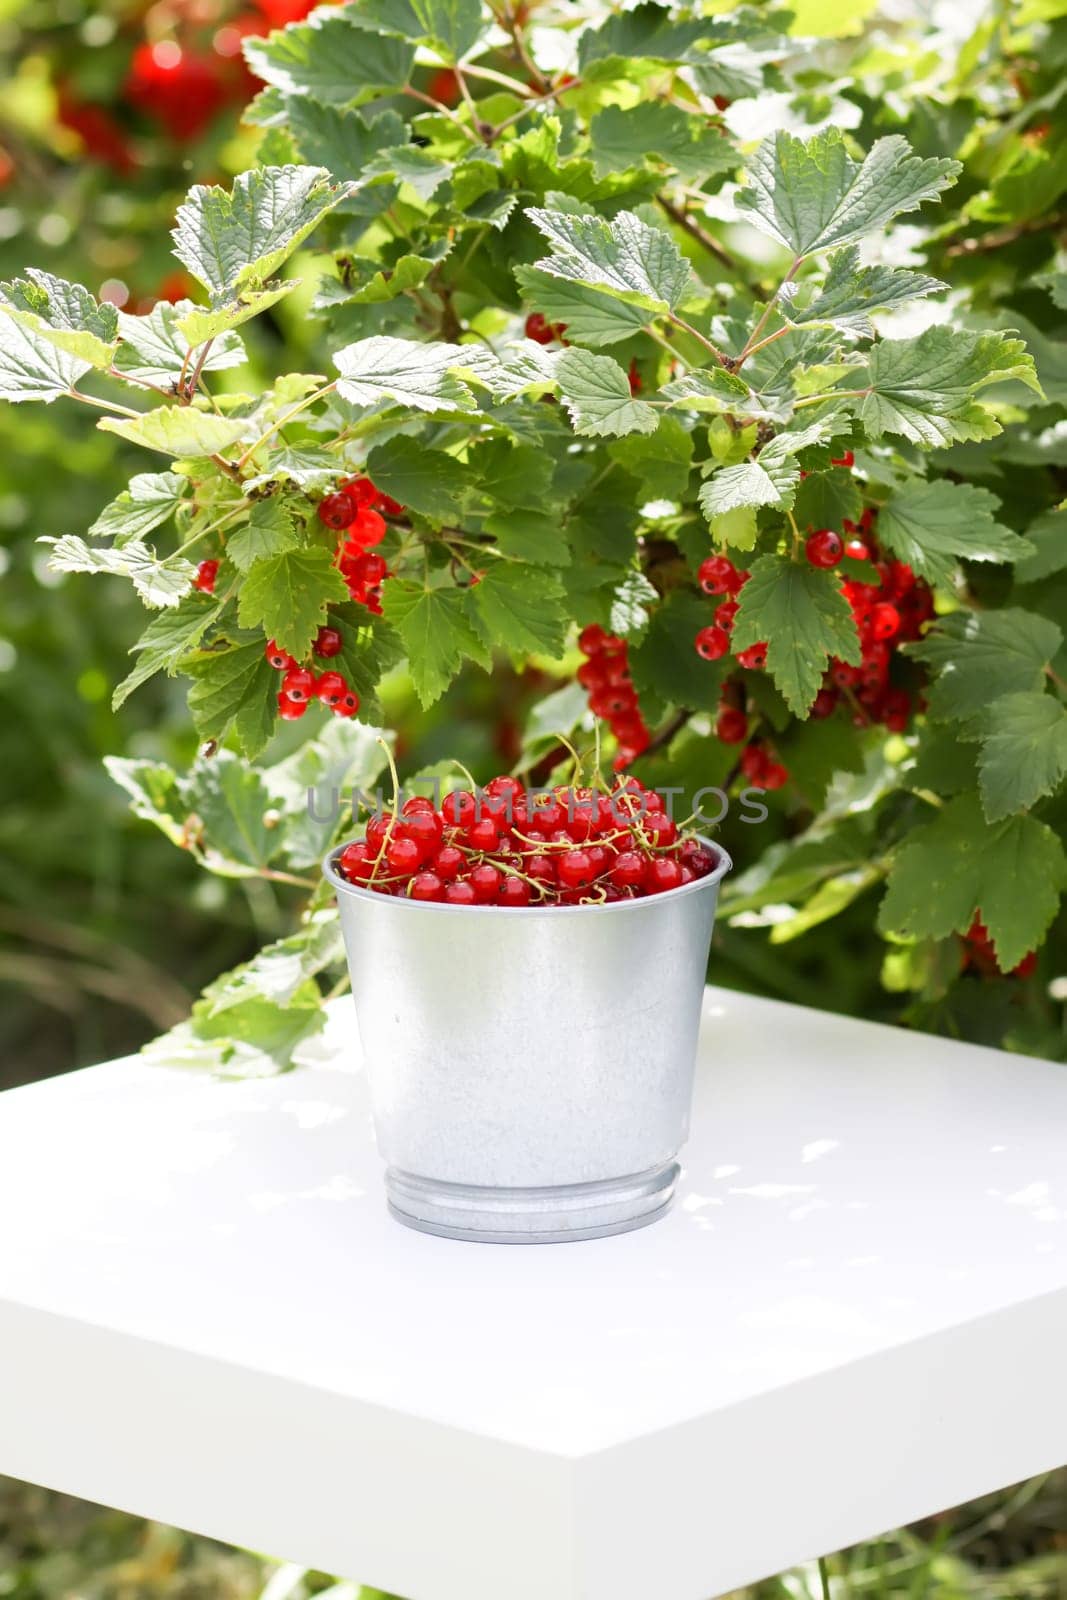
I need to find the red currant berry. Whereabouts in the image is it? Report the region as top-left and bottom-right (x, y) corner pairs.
(524, 311), (555, 345)
(403, 796), (435, 815)
(740, 745), (768, 783)
(318, 490), (355, 530)
(265, 639), (294, 671)
(386, 836), (422, 876)
(679, 839), (715, 878)
(695, 625), (730, 662)
(577, 659), (609, 692)
(366, 815), (393, 852)
(716, 599), (739, 631)
(830, 449), (855, 468)
(647, 857), (683, 894)
(346, 551), (388, 586)
(339, 841), (376, 883)
(641, 812), (678, 848)
(442, 790), (477, 828)
(465, 817), (501, 852)
(469, 863), (503, 902)
(444, 880), (477, 905)
(1012, 951), (1038, 979)
(277, 692), (308, 721)
(736, 642), (768, 670)
(869, 602), (900, 641)
(333, 691), (360, 718)
(400, 810), (443, 857)
(281, 666), (316, 703)
(762, 761), (789, 791)
(611, 851), (647, 890)
(343, 476), (378, 510)
(313, 626), (342, 658)
(346, 507), (387, 548)
(377, 492), (404, 517)
(192, 559), (219, 594)
(810, 687), (838, 719)
(843, 538), (870, 562)
(589, 684), (636, 718)
(558, 849), (595, 889)
(697, 554), (736, 595)
(805, 529), (843, 569)
(716, 706), (748, 744)
(577, 623), (608, 655)
(498, 875), (532, 906)
(316, 670), (348, 707)
(525, 852), (556, 886)
(432, 844), (465, 880)
(409, 872), (444, 902)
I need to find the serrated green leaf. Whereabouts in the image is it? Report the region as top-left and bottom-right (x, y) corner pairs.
(44, 534), (195, 608)
(173, 166), (350, 302)
(114, 301), (246, 388)
(366, 435), (468, 519)
(978, 691), (1067, 822)
(609, 570), (659, 637)
(176, 283), (296, 346)
(699, 423), (828, 517)
(331, 607), (404, 719)
(0, 269), (119, 369)
(242, 14), (415, 104)
(469, 438), (556, 510)
(878, 479), (1031, 583)
(513, 266), (650, 348)
(334, 335), (486, 411)
(732, 554), (861, 716)
(485, 511), (571, 566)
(792, 467), (862, 531)
(185, 638), (279, 759)
(227, 499), (301, 571)
(270, 720), (393, 864)
(336, 251), (441, 305)
(588, 102), (737, 182)
(98, 406), (249, 459)
(1015, 509), (1067, 583)
(245, 447), (339, 492)
(660, 367), (754, 414)
(629, 588), (728, 712)
(908, 608), (1062, 721)
(201, 913), (344, 1010)
(237, 546), (349, 659)
(380, 580), (490, 706)
(407, 0), (482, 58)
(0, 313), (91, 401)
(878, 792), (1066, 969)
(285, 99), (406, 188)
(470, 564), (567, 656)
(555, 348), (658, 437)
(781, 246), (945, 339)
(88, 471), (186, 545)
(736, 129), (959, 259)
(608, 415), (693, 498)
(112, 596), (219, 708)
(527, 206), (693, 314)
(364, 144), (453, 201)
(858, 327), (1042, 448)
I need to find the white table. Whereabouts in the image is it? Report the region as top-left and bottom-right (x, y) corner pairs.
(1, 989), (1065, 1600)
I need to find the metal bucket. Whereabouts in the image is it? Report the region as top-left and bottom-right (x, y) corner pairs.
(324, 837), (731, 1244)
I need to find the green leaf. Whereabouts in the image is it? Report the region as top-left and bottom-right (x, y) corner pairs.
(270, 721), (393, 865)
(185, 638), (279, 758)
(858, 328), (1042, 448)
(242, 14), (415, 104)
(469, 439), (556, 510)
(878, 792), (1066, 970)
(1015, 509), (1067, 583)
(366, 435), (468, 520)
(88, 471), (186, 545)
(176, 284), (296, 346)
(245, 447), (339, 492)
(588, 103), (737, 182)
(0, 313), (91, 401)
(0, 269), (119, 369)
(792, 467), (862, 531)
(732, 554), (861, 716)
(513, 266), (650, 348)
(333, 335), (485, 412)
(98, 406), (249, 459)
(112, 596), (219, 708)
(227, 499), (302, 571)
(331, 608), (404, 719)
(908, 609), (1062, 722)
(380, 580), (490, 707)
(285, 100), (406, 186)
(878, 479), (1031, 584)
(629, 589), (728, 712)
(173, 166), (351, 300)
(527, 206), (693, 314)
(336, 251), (442, 305)
(114, 301), (246, 388)
(364, 144), (453, 201)
(200, 912), (344, 1009)
(978, 691), (1067, 822)
(471, 564), (567, 658)
(781, 246), (945, 339)
(736, 129), (959, 259)
(608, 415), (693, 498)
(555, 348), (658, 437)
(182, 752), (284, 872)
(660, 367), (754, 415)
(485, 511), (571, 566)
(609, 570), (659, 637)
(237, 546), (349, 659)
(407, 0), (482, 58)
(43, 534), (195, 608)
(699, 423), (829, 517)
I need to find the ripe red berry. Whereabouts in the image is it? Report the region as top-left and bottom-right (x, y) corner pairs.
(525, 311), (555, 345)
(715, 599), (739, 631)
(444, 880), (477, 905)
(810, 687), (838, 718)
(805, 529), (844, 569)
(346, 507), (387, 548)
(465, 817), (501, 852)
(558, 849), (596, 888)
(313, 626), (342, 658)
(442, 790), (477, 828)
(498, 874), (532, 906)
(345, 551), (388, 586)
(679, 839), (715, 877)
(869, 602), (901, 641)
(432, 844), (465, 880)
(611, 851), (647, 890)
(695, 625), (730, 661)
(318, 490), (355, 531)
(386, 836), (422, 876)
(641, 812), (677, 848)
(400, 810), (443, 857)
(333, 690), (360, 718)
(377, 492), (404, 517)
(762, 761), (789, 791)
(316, 670), (348, 706)
(716, 706), (748, 744)
(339, 841), (376, 883)
(578, 623), (609, 655)
(589, 684), (636, 718)
(409, 872), (444, 902)
(281, 666), (316, 703)
(736, 642), (768, 670)
(697, 555), (737, 595)
(647, 857), (683, 894)
(470, 863), (503, 902)
(843, 538), (870, 562)
(831, 449), (855, 468)
(265, 638), (294, 671)
(192, 559), (219, 594)
(277, 692), (308, 721)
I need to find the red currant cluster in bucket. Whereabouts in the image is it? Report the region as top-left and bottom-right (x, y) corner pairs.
(317, 474), (404, 615)
(575, 626), (652, 767)
(266, 627), (360, 723)
(336, 777), (719, 906)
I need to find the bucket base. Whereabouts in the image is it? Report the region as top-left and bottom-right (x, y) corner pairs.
(385, 1161), (679, 1244)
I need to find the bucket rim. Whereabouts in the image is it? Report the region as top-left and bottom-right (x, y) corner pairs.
(323, 832), (731, 916)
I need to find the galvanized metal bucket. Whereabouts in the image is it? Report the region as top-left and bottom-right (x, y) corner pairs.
(324, 837), (731, 1244)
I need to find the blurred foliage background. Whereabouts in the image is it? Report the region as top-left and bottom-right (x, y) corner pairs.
(1, 0), (1066, 1594)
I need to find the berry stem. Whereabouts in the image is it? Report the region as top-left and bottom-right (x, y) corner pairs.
(67, 387), (142, 420)
(235, 382), (338, 470)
